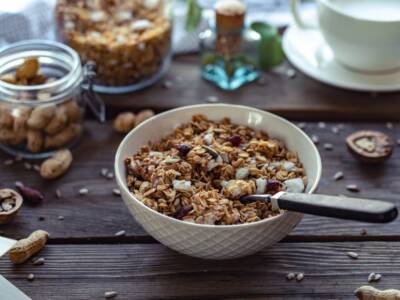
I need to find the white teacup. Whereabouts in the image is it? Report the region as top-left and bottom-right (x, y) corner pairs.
(291, 0), (400, 73)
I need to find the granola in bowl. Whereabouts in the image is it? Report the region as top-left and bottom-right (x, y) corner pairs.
(125, 114), (307, 225)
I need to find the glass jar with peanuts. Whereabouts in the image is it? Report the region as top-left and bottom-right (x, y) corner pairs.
(55, 0), (172, 94)
(0, 40), (105, 159)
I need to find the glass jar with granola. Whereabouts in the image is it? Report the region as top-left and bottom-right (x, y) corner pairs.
(56, 0), (172, 93)
(0, 40), (105, 159)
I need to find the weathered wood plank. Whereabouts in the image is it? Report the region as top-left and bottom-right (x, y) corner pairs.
(0, 121), (399, 240)
(101, 55), (400, 121)
(1, 242), (399, 299)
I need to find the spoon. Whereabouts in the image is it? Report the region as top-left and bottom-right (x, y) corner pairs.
(240, 192), (398, 223)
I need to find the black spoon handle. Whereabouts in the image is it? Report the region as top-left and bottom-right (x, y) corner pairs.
(241, 193), (398, 223)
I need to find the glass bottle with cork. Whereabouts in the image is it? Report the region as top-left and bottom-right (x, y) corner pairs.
(199, 0), (261, 91)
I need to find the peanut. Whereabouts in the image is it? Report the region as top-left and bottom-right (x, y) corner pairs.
(13, 106), (32, 132)
(27, 104), (56, 130)
(16, 58), (39, 81)
(135, 109), (154, 126)
(0, 105), (14, 128)
(0, 73), (17, 84)
(0, 127), (15, 144)
(355, 286), (400, 300)
(8, 230), (49, 264)
(45, 106), (68, 135)
(40, 149), (73, 179)
(113, 112), (136, 133)
(44, 123), (82, 149)
(60, 100), (82, 123)
(27, 129), (44, 153)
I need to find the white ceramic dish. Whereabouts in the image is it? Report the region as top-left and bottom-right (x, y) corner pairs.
(115, 104), (322, 259)
(282, 25), (400, 92)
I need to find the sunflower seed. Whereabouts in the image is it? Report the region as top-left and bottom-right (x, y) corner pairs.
(318, 122), (326, 129)
(163, 80), (173, 89)
(14, 181), (24, 188)
(113, 188), (121, 196)
(33, 164), (41, 172)
(32, 257), (45, 266)
(104, 291), (118, 299)
(286, 68), (296, 78)
(323, 143), (333, 150)
(55, 189), (62, 199)
(297, 122), (306, 129)
(79, 188), (89, 195)
(374, 273), (382, 281)
(100, 168), (108, 177)
(207, 96), (219, 103)
(311, 135), (319, 144)
(346, 251), (358, 259)
(296, 273), (304, 282)
(115, 230), (126, 237)
(331, 126), (339, 134)
(286, 272), (295, 280)
(368, 272), (376, 282)
(3, 159), (14, 166)
(24, 162), (32, 170)
(106, 172), (114, 179)
(333, 171), (344, 181)
(386, 122), (393, 129)
(27, 273), (35, 281)
(58, 215), (64, 221)
(346, 184), (359, 192)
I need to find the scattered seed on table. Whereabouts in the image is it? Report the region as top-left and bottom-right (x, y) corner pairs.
(115, 230), (126, 237)
(297, 122), (306, 129)
(113, 188), (121, 196)
(27, 273), (35, 281)
(32, 257), (45, 266)
(323, 143), (333, 150)
(346, 184), (359, 192)
(286, 273), (295, 280)
(3, 159), (14, 166)
(14, 181), (24, 188)
(100, 168), (109, 177)
(386, 122), (393, 129)
(367, 272), (382, 282)
(318, 122), (326, 129)
(360, 229), (368, 236)
(286, 68), (296, 78)
(104, 291), (118, 299)
(207, 96), (219, 103)
(38, 216), (45, 221)
(333, 171), (344, 181)
(331, 126), (339, 134)
(162, 80), (173, 89)
(311, 135), (319, 144)
(296, 273), (304, 282)
(79, 188), (89, 195)
(106, 172), (114, 179)
(346, 251), (358, 259)
(33, 164), (41, 172)
(58, 215), (64, 221)
(55, 189), (62, 199)
(24, 162), (32, 170)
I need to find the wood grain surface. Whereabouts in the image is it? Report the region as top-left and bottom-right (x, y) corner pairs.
(0, 120), (399, 241)
(0, 242), (398, 299)
(101, 55), (400, 121)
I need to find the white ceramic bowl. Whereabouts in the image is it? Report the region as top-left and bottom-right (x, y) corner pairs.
(115, 104), (322, 259)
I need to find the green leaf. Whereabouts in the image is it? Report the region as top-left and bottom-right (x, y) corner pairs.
(251, 22), (285, 69)
(185, 0), (202, 32)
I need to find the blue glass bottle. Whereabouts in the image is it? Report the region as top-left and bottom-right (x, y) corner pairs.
(199, 0), (260, 91)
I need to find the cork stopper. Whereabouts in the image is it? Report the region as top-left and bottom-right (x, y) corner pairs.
(215, 0), (246, 32)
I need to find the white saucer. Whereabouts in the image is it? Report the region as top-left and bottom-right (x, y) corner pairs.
(282, 25), (400, 92)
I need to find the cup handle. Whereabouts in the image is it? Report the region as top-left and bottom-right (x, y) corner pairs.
(290, 0), (318, 29)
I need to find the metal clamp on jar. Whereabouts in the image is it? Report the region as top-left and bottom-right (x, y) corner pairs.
(0, 40), (105, 159)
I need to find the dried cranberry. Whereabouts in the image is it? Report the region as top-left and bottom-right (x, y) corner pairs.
(175, 144), (192, 157)
(174, 205), (193, 220)
(266, 179), (282, 193)
(17, 185), (44, 205)
(229, 135), (241, 147)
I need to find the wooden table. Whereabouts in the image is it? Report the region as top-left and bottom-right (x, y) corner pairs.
(1, 55), (400, 299)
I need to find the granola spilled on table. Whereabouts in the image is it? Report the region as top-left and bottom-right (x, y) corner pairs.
(125, 115), (307, 225)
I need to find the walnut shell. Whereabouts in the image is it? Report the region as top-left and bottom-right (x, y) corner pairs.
(0, 188), (23, 225)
